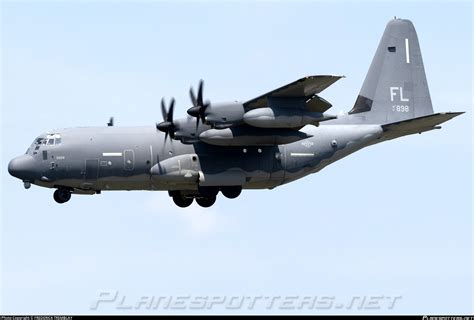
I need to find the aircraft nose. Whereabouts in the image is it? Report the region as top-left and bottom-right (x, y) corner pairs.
(8, 154), (36, 181)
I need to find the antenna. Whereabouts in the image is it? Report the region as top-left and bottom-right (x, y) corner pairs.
(107, 117), (114, 127)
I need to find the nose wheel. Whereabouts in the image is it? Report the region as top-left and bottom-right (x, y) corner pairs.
(53, 188), (71, 204)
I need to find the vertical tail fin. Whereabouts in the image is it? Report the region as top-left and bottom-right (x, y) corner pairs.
(349, 18), (434, 124)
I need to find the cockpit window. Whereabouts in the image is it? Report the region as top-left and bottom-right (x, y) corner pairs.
(44, 134), (62, 145)
(29, 133), (61, 155)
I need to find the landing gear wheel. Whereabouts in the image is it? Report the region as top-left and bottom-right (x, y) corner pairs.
(53, 189), (71, 204)
(198, 186), (219, 198)
(196, 195), (216, 208)
(172, 194), (193, 208)
(221, 186), (242, 199)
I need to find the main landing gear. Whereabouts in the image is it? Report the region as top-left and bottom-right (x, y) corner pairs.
(195, 195), (216, 208)
(53, 188), (71, 204)
(169, 186), (242, 208)
(220, 186), (242, 199)
(172, 193), (194, 208)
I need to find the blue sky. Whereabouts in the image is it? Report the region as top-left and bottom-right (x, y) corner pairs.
(1, 0), (472, 314)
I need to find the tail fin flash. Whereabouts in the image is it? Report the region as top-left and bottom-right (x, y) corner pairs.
(349, 18), (434, 124)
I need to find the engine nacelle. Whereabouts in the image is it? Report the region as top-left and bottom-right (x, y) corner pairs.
(204, 101), (245, 127)
(243, 107), (335, 128)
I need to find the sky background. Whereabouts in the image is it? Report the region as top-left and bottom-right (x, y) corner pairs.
(1, 0), (472, 314)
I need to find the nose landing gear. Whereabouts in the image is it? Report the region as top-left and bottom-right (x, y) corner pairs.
(53, 188), (71, 204)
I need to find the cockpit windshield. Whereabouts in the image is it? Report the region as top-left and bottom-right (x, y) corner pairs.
(27, 133), (62, 155)
(42, 134), (61, 145)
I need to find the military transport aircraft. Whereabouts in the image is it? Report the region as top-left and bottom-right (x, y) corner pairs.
(8, 18), (463, 208)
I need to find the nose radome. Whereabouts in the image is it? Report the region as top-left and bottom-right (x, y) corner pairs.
(8, 154), (36, 181)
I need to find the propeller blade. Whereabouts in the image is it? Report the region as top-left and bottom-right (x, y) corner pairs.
(197, 80), (203, 106)
(189, 87), (197, 107)
(161, 98), (167, 122)
(187, 79), (210, 128)
(157, 97), (177, 143)
(167, 98), (175, 122)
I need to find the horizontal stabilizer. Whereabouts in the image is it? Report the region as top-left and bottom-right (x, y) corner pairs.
(381, 112), (464, 138)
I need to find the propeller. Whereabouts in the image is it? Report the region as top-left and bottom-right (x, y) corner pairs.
(156, 98), (176, 142)
(187, 79), (210, 129)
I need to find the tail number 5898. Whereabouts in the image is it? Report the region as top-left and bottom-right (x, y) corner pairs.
(392, 105), (410, 112)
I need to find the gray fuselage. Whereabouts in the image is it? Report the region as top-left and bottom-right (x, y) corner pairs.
(10, 121), (383, 193)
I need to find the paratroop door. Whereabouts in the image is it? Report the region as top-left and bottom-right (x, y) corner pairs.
(85, 159), (99, 180)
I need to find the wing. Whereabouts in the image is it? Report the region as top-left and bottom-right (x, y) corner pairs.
(243, 75), (344, 113)
(174, 76), (344, 147)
